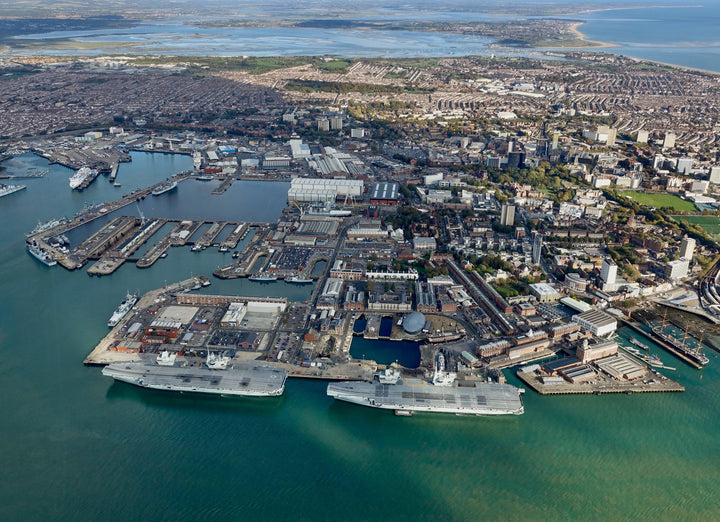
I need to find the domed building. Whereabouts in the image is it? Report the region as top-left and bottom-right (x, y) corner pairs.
(402, 312), (426, 335)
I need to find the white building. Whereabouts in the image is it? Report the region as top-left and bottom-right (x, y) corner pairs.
(709, 166), (720, 184)
(664, 259), (689, 281)
(680, 238), (696, 260)
(600, 259), (617, 285)
(220, 303), (247, 328)
(572, 309), (617, 337)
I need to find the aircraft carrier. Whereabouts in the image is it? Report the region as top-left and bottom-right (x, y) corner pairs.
(102, 355), (288, 397)
(327, 369), (525, 416)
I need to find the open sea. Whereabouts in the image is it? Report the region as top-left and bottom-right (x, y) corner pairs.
(1, 152), (720, 520)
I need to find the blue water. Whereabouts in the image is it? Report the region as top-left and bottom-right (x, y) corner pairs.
(7, 3), (720, 71)
(3, 151), (720, 520)
(350, 337), (422, 368)
(577, 5), (720, 72)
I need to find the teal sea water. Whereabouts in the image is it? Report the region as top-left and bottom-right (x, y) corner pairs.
(1, 152), (720, 519)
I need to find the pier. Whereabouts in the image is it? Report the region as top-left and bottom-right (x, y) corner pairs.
(516, 369), (685, 395)
(211, 177), (234, 194)
(621, 319), (704, 370)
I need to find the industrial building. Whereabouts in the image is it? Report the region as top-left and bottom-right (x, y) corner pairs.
(288, 178), (364, 203)
(576, 340), (618, 364)
(369, 182), (400, 205)
(572, 309), (617, 337)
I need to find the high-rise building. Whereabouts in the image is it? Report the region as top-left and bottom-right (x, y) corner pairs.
(636, 130), (649, 143)
(501, 204), (515, 227)
(507, 152), (525, 170)
(664, 259), (689, 281)
(330, 116), (343, 131)
(680, 238), (696, 260)
(532, 232), (543, 265)
(600, 259), (618, 285)
(709, 166), (720, 184)
(317, 118), (330, 132)
(676, 157), (694, 175)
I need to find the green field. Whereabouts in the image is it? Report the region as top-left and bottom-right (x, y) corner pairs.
(620, 191), (697, 211)
(674, 215), (720, 236)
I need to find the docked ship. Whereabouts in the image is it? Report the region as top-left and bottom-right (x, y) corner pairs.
(69, 167), (98, 190)
(26, 240), (57, 266)
(249, 273), (278, 282)
(151, 180), (178, 196)
(101, 358), (288, 397)
(25, 217), (67, 238)
(650, 320), (709, 366)
(0, 183), (26, 198)
(285, 275), (313, 284)
(629, 338), (650, 351)
(327, 368), (525, 416)
(107, 291), (139, 327)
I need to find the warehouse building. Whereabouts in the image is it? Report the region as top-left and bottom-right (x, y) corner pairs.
(288, 178), (364, 203)
(572, 309), (617, 337)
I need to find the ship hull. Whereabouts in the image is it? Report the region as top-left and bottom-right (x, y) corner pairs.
(327, 380), (524, 416)
(102, 362), (287, 397)
(27, 244), (57, 266)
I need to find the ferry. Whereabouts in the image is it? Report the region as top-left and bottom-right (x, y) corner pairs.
(69, 167), (97, 190)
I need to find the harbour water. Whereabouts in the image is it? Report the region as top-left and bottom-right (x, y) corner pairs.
(574, 4), (720, 72)
(1, 151), (720, 519)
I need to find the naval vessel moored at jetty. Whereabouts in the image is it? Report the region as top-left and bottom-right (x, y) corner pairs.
(327, 367), (525, 416)
(26, 240), (57, 266)
(107, 291), (139, 327)
(151, 180), (178, 196)
(102, 353), (288, 397)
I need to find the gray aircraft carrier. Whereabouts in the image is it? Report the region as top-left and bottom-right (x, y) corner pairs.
(327, 374), (525, 416)
(102, 359), (288, 397)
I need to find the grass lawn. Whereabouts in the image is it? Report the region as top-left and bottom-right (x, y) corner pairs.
(620, 191), (697, 211)
(674, 215), (720, 236)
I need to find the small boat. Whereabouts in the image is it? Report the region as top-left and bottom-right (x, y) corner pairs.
(285, 275), (313, 284)
(630, 338), (650, 351)
(249, 273), (277, 282)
